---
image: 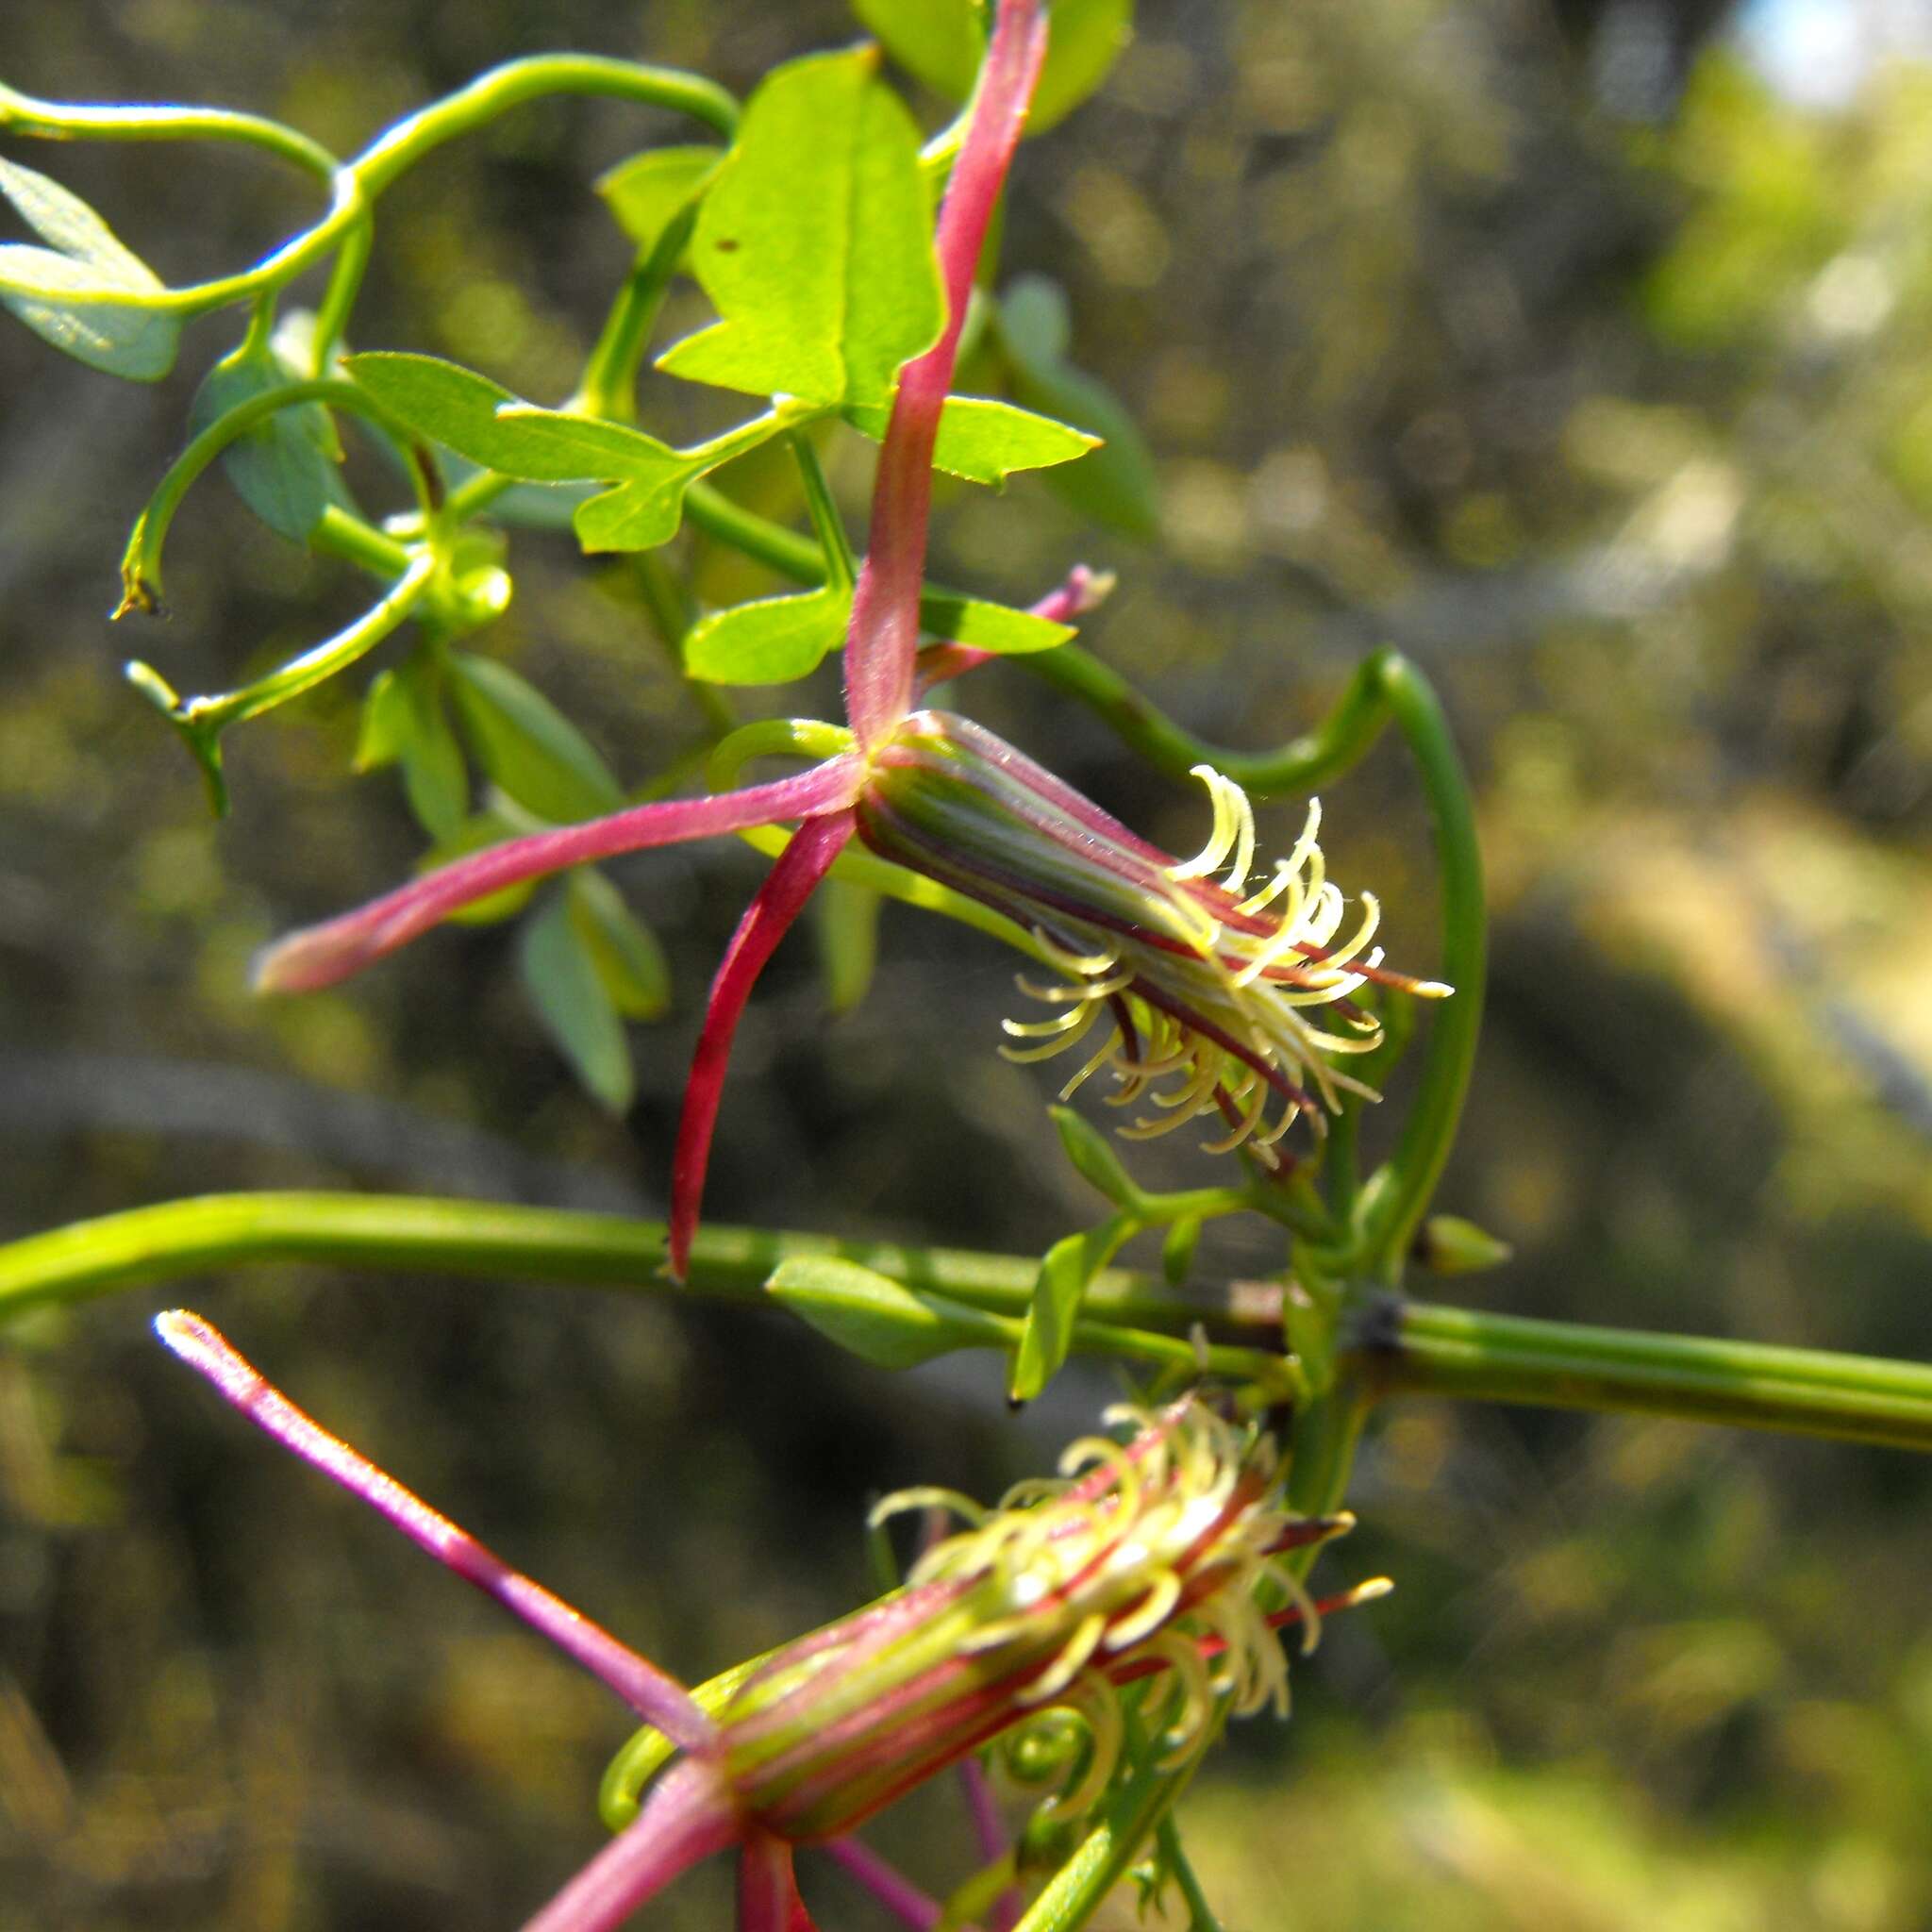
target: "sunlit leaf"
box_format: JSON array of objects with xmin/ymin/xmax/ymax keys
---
[
  {"xmin": 596, "ymin": 144, "xmax": 724, "ymax": 254},
  {"xmin": 684, "ymin": 583, "xmax": 854, "ymax": 684},
  {"xmin": 846, "ymin": 391, "xmax": 1098, "ymax": 486},
  {"xmin": 766, "ymin": 1256, "xmax": 1006, "ymax": 1369},
  {"xmin": 346, "ymin": 352, "xmax": 769, "ymax": 553},
  {"xmin": 0, "ymin": 157, "xmax": 180, "ymax": 379},
  {"xmin": 918, "ymin": 588, "xmax": 1074, "ymax": 654},
  {"xmin": 656, "ymin": 47, "xmax": 943, "ymax": 408},
  {"xmin": 1009, "ymin": 1217, "xmax": 1133, "ymax": 1403}
]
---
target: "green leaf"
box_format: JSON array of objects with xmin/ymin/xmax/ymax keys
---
[
  {"xmin": 567, "ymin": 871, "xmax": 671, "ymax": 1022},
  {"xmin": 683, "ymin": 584, "xmax": 853, "ymax": 685},
  {"xmin": 346, "ymin": 352, "xmax": 636, "ymax": 478},
  {"xmin": 597, "ymin": 144, "xmax": 724, "ymax": 254},
  {"xmin": 1418, "ymin": 1214, "xmax": 1514, "ymax": 1276},
  {"xmin": 854, "ymin": 0, "xmax": 1134, "ymax": 135},
  {"xmin": 1160, "ymin": 1215, "xmax": 1201, "ymax": 1289},
  {"xmin": 766, "ymin": 1256, "xmax": 1007, "ymax": 1369},
  {"xmin": 1009, "ymin": 1215, "xmax": 1135, "ymax": 1404},
  {"xmin": 917, "ymin": 588, "xmax": 1074, "ymax": 655},
  {"xmin": 191, "ymin": 343, "xmax": 349, "ymax": 542},
  {"xmin": 0, "ymin": 157, "xmax": 180, "ymax": 379},
  {"xmin": 813, "ymin": 874, "xmax": 880, "ymax": 1014},
  {"xmin": 357, "ymin": 656, "xmax": 468, "ymax": 841},
  {"xmin": 997, "ymin": 276, "xmax": 1160, "ymax": 539},
  {"xmin": 656, "ymin": 47, "xmax": 943, "ymax": 408},
  {"xmin": 1049, "ymin": 1105, "xmax": 1142, "ymax": 1209},
  {"xmin": 847, "ymin": 392, "xmax": 1099, "ymax": 486},
  {"xmin": 518, "ymin": 890, "xmax": 635, "ymax": 1114},
  {"xmin": 345, "ymin": 353, "xmax": 770, "ymax": 554},
  {"xmin": 445, "ymin": 654, "xmax": 624, "ymax": 824}
]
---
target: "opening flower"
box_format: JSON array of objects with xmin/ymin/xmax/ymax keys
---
[
  {"xmin": 856, "ymin": 708, "xmax": 1450, "ymax": 1158},
  {"xmin": 156, "ymin": 1307, "xmax": 1388, "ymax": 1932},
  {"xmin": 246, "ymin": 0, "xmax": 1449, "ymax": 1272}
]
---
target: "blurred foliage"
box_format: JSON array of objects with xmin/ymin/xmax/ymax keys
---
[{"xmin": 1, "ymin": 0, "xmax": 1929, "ymax": 1927}]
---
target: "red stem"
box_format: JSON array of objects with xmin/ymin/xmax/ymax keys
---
[
  {"xmin": 668, "ymin": 808, "xmax": 858, "ymax": 1277},
  {"xmin": 255, "ymin": 757, "xmax": 864, "ymax": 993},
  {"xmin": 824, "ymin": 1836, "xmax": 949, "ymax": 1932},
  {"xmin": 154, "ymin": 1310, "xmax": 716, "ymax": 1752},
  {"xmin": 521, "ymin": 1757, "xmax": 742, "ymax": 1932},
  {"xmin": 842, "ymin": 0, "xmax": 1051, "ymax": 749},
  {"xmin": 739, "ymin": 1832, "xmax": 820, "ymax": 1932}
]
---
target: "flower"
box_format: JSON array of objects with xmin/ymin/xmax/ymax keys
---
[
  {"xmin": 855, "ymin": 708, "xmax": 1450, "ymax": 1159},
  {"xmin": 155, "ymin": 1307, "xmax": 1389, "ymax": 1932},
  {"xmin": 247, "ymin": 0, "xmax": 1448, "ymax": 1273}
]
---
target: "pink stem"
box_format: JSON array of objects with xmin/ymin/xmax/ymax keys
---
[
  {"xmin": 255, "ymin": 757, "xmax": 865, "ymax": 994},
  {"xmin": 955, "ymin": 1757, "xmax": 1022, "ymax": 1932},
  {"xmin": 824, "ymin": 1837, "xmax": 951, "ymax": 1932},
  {"xmin": 842, "ymin": 0, "xmax": 1051, "ymax": 749},
  {"xmin": 668, "ymin": 808, "xmax": 857, "ymax": 1277},
  {"xmin": 155, "ymin": 1310, "xmax": 716, "ymax": 1754},
  {"xmin": 739, "ymin": 1831, "xmax": 820, "ymax": 1932},
  {"xmin": 522, "ymin": 1757, "xmax": 742, "ymax": 1932}
]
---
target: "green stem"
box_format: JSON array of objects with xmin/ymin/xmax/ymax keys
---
[
  {"xmin": 1357, "ymin": 656, "xmax": 1486, "ymax": 1278},
  {"xmin": 9, "ymin": 1193, "xmax": 1932, "ymax": 1455},
  {"xmin": 151, "ymin": 552, "xmax": 439, "ymax": 737},
  {"xmin": 1156, "ymin": 1813, "xmax": 1225, "ymax": 1932},
  {"xmin": 1013, "ymin": 1721, "xmax": 1212, "ymax": 1932},
  {"xmin": 574, "ymin": 202, "xmax": 699, "ymax": 424},
  {"xmin": 1364, "ymin": 1299, "xmax": 1932, "ymax": 1454},
  {"xmin": 0, "ymin": 82, "xmax": 339, "ymax": 177},
  {"xmin": 116, "ymin": 378, "xmax": 431, "ymax": 615},
  {"xmin": 9, "ymin": 57, "xmax": 736, "ymax": 318},
  {"xmin": 350, "ymin": 56, "xmax": 735, "ymax": 194},
  {"xmin": 308, "ymin": 505, "xmax": 414, "ymax": 580},
  {"xmin": 0, "ymin": 1192, "xmax": 1237, "ymax": 1338},
  {"xmin": 1019, "ymin": 645, "xmax": 1396, "ymax": 797}
]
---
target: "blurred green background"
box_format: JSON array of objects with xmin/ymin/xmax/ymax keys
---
[{"xmin": 2, "ymin": 0, "xmax": 1929, "ymax": 1926}]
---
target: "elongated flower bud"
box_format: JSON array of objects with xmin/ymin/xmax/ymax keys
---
[
  {"xmin": 855, "ymin": 710, "xmax": 1450, "ymax": 1158},
  {"xmin": 708, "ymin": 1400, "xmax": 1371, "ymax": 1842}
]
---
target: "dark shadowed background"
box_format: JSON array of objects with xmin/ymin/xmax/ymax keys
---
[{"xmin": 3, "ymin": 1, "xmax": 1930, "ymax": 1926}]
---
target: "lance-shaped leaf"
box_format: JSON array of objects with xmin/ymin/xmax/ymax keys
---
[
  {"xmin": 568, "ymin": 870, "xmax": 672, "ymax": 1022},
  {"xmin": 346, "ymin": 352, "xmax": 785, "ymax": 554},
  {"xmin": 656, "ymin": 47, "xmax": 943, "ymax": 408},
  {"xmin": 357, "ymin": 656, "xmax": 468, "ymax": 841},
  {"xmin": 191, "ymin": 341, "xmax": 349, "ymax": 542},
  {"xmin": 519, "ymin": 888, "xmax": 635, "ymax": 1114},
  {"xmin": 854, "ymin": 0, "xmax": 1134, "ymax": 136},
  {"xmin": 845, "ymin": 393, "xmax": 1099, "ymax": 488},
  {"xmin": 0, "ymin": 156, "xmax": 181, "ymax": 379},
  {"xmin": 919, "ymin": 588, "xmax": 1074, "ymax": 655},
  {"xmin": 1009, "ymin": 1214, "xmax": 1138, "ymax": 1405},
  {"xmin": 766, "ymin": 1256, "xmax": 1009, "ymax": 1370},
  {"xmin": 445, "ymin": 653, "xmax": 625, "ymax": 825}
]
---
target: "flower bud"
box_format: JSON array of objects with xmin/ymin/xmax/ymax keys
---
[
  {"xmin": 856, "ymin": 710, "xmax": 1449, "ymax": 1160},
  {"xmin": 708, "ymin": 1400, "xmax": 1362, "ymax": 1842}
]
